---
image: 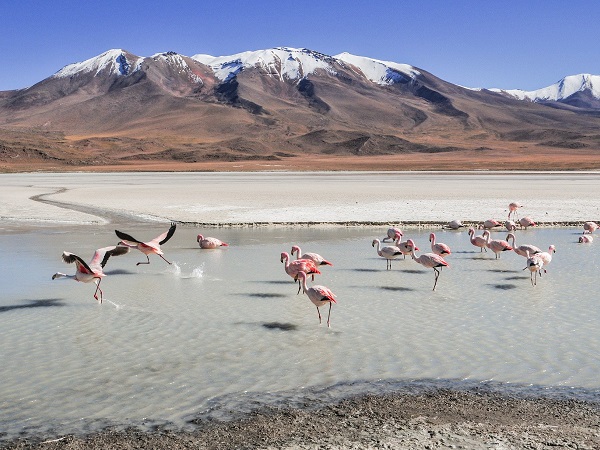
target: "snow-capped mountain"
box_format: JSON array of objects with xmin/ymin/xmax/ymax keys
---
[
  {"xmin": 490, "ymin": 74, "xmax": 600, "ymax": 108},
  {"xmin": 53, "ymin": 49, "xmax": 143, "ymax": 78}
]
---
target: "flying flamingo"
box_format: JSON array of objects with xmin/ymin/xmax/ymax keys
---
[
  {"xmin": 519, "ymin": 217, "xmax": 536, "ymax": 229},
  {"xmin": 579, "ymin": 235, "xmax": 594, "ymax": 243},
  {"xmin": 197, "ymin": 234, "xmax": 229, "ymax": 249},
  {"xmin": 468, "ymin": 227, "xmax": 488, "ymax": 252},
  {"xmin": 504, "ymin": 220, "xmax": 517, "ymax": 231},
  {"xmin": 508, "ymin": 202, "xmax": 523, "ymax": 220},
  {"xmin": 506, "ymin": 233, "xmax": 542, "ymax": 258},
  {"xmin": 280, "ymin": 252, "xmax": 321, "ymax": 293},
  {"xmin": 523, "ymin": 250, "xmax": 544, "ymax": 286},
  {"xmin": 52, "ymin": 245, "xmax": 130, "ymax": 303},
  {"xmin": 291, "ymin": 245, "xmax": 333, "ymax": 267},
  {"xmin": 383, "ymin": 227, "xmax": 403, "ymax": 242},
  {"xmin": 405, "ymin": 239, "xmax": 449, "ymax": 291},
  {"xmin": 537, "ymin": 245, "xmax": 556, "ymax": 273},
  {"xmin": 429, "ymin": 233, "xmax": 451, "ymax": 257},
  {"xmin": 393, "ymin": 232, "xmax": 416, "ymax": 259},
  {"xmin": 297, "ymin": 271, "xmax": 337, "ymax": 327},
  {"xmin": 482, "ymin": 230, "xmax": 513, "ymax": 259},
  {"xmin": 372, "ymin": 238, "xmax": 403, "ymax": 270},
  {"xmin": 583, "ymin": 221, "xmax": 598, "ymax": 234},
  {"xmin": 115, "ymin": 222, "xmax": 176, "ymax": 265}
]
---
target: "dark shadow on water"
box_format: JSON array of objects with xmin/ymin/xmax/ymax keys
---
[
  {"xmin": 489, "ymin": 283, "xmax": 518, "ymax": 290},
  {"xmin": 349, "ymin": 268, "xmax": 383, "ymax": 273},
  {"xmin": 402, "ymin": 269, "xmax": 428, "ymax": 274},
  {"xmin": 0, "ymin": 298, "xmax": 65, "ymax": 313},
  {"xmin": 486, "ymin": 269, "xmax": 521, "ymax": 274},
  {"xmin": 262, "ymin": 322, "xmax": 298, "ymax": 331},
  {"xmin": 505, "ymin": 275, "xmax": 530, "ymax": 281},
  {"xmin": 261, "ymin": 280, "xmax": 296, "ymax": 285},
  {"xmin": 380, "ymin": 286, "xmax": 415, "ymax": 292},
  {"xmin": 241, "ymin": 293, "xmax": 288, "ymax": 299},
  {"xmin": 104, "ymin": 269, "xmax": 137, "ymax": 276}
]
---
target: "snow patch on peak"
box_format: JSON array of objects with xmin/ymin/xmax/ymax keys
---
[
  {"xmin": 53, "ymin": 49, "xmax": 141, "ymax": 79},
  {"xmin": 192, "ymin": 47, "xmax": 336, "ymax": 82},
  {"xmin": 151, "ymin": 52, "xmax": 203, "ymax": 83},
  {"xmin": 335, "ymin": 52, "xmax": 420, "ymax": 85},
  {"xmin": 490, "ymin": 74, "xmax": 600, "ymax": 102}
]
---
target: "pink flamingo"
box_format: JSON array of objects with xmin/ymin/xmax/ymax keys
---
[
  {"xmin": 393, "ymin": 232, "xmax": 416, "ymax": 259},
  {"xmin": 372, "ymin": 238, "xmax": 403, "ymax": 270},
  {"xmin": 52, "ymin": 245, "xmax": 130, "ymax": 303},
  {"xmin": 504, "ymin": 220, "xmax": 517, "ymax": 231},
  {"xmin": 519, "ymin": 217, "xmax": 536, "ymax": 229},
  {"xmin": 523, "ymin": 250, "xmax": 543, "ymax": 286},
  {"xmin": 508, "ymin": 202, "xmax": 523, "ymax": 220},
  {"xmin": 383, "ymin": 227, "xmax": 403, "ymax": 242},
  {"xmin": 405, "ymin": 239, "xmax": 449, "ymax": 291},
  {"xmin": 481, "ymin": 219, "xmax": 501, "ymax": 229},
  {"xmin": 468, "ymin": 227, "xmax": 488, "ymax": 252},
  {"xmin": 579, "ymin": 235, "xmax": 593, "ymax": 243},
  {"xmin": 291, "ymin": 245, "xmax": 333, "ymax": 267},
  {"xmin": 115, "ymin": 222, "xmax": 176, "ymax": 265},
  {"xmin": 297, "ymin": 271, "xmax": 337, "ymax": 327},
  {"xmin": 444, "ymin": 220, "xmax": 464, "ymax": 230},
  {"xmin": 506, "ymin": 233, "xmax": 542, "ymax": 258},
  {"xmin": 280, "ymin": 252, "xmax": 321, "ymax": 293},
  {"xmin": 197, "ymin": 234, "xmax": 229, "ymax": 249},
  {"xmin": 482, "ymin": 230, "xmax": 513, "ymax": 259},
  {"xmin": 583, "ymin": 221, "xmax": 598, "ymax": 234},
  {"xmin": 537, "ymin": 245, "xmax": 556, "ymax": 273},
  {"xmin": 429, "ymin": 233, "xmax": 451, "ymax": 257}
]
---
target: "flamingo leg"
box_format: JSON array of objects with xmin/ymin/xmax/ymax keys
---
[
  {"xmin": 159, "ymin": 254, "xmax": 172, "ymax": 265},
  {"xmin": 432, "ymin": 267, "xmax": 440, "ymax": 291},
  {"xmin": 326, "ymin": 302, "xmax": 332, "ymax": 327},
  {"xmin": 316, "ymin": 306, "xmax": 322, "ymax": 324},
  {"xmin": 136, "ymin": 255, "xmax": 151, "ymax": 266},
  {"xmin": 93, "ymin": 279, "xmax": 103, "ymax": 303},
  {"xmin": 297, "ymin": 280, "xmax": 302, "ymax": 295}
]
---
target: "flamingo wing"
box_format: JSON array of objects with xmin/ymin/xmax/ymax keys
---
[
  {"xmin": 62, "ymin": 252, "xmax": 94, "ymax": 274},
  {"xmin": 312, "ymin": 285, "xmax": 337, "ymax": 303},
  {"xmin": 157, "ymin": 222, "xmax": 177, "ymax": 245},
  {"xmin": 90, "ymin": 245, "xmax": 130, "ymax": 269},
  {"xmin": 115, "ymin": 229, "xmax": 143, "ymax": 245}
]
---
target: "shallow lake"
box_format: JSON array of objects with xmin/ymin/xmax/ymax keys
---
[{"xmin": 1, "ymin": 224, "xmax": 599, "ymax": 439}]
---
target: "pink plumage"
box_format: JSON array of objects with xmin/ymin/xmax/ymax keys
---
[
  {"xmin": 406, "ymin": 239, "xmax": 449, "ymax": 291},
  {"xmin": 429, "ymin": 233, "xmax": 451, "ymax": 256},
  {"xmin": 197, "ymin": 234, "xmax": 229, "ymax": 249},
  {"xmin": 291, "ymin": 245, "xmax": 333, "ymax": 266},
  {"xmin": 506, "ymin": 233, "xmax": 541, "ymax": 258},
  {"xmin": 468, "ymin": 227, "xmax": 488, "ymax": 252},
  {"xmin": 482, "ymin": 230, "xmax": 513, "ymax": 259},
  {"xmin": 519, "ymin": 217, "xmax": 536, "ymax": 229},
  {"xmin": 297, "ymin": 271, "xmax": 337, "ymax": 327}
]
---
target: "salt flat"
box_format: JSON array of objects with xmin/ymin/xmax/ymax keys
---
[{"xmin": 1, "ymin": 171, "xmax": 599, "ymax": 225}]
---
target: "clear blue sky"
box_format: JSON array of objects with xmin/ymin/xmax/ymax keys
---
[{"xmin": 2, "ymin": 0, "xmax": 599, "ymax": 91}]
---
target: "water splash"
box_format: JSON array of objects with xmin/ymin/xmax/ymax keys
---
[{"xmin": 166, "ymin": 261, "xmax": 204, "ymax": 279}]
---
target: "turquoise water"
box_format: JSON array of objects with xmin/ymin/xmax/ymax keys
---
[{"xmin": 1, "ymin": 224, "xmax": 599, "ymax": 439}]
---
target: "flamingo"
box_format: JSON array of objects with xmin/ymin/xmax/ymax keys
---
[
  {"xmin": 297, "ymin": 271, "xmax": 337, "ymax": 327},
  {"xmin": 280, "ymin": 252, "xmax": 321, "ymax": 293},
  {"xmin": 393, "ymin": 232, "xmax": 416, "ymax": 259},
  {"xmin": 583, "ymin": 221, "xmax": 598, "ymax": 234},
  {"xmin": 537, "ymin": 245, "xmax": 556, "ymax": 273},
  {"xmin": 504, "ymin": 220, "xmax": 517, "ymax": 232},
  {"xmin": 291, "ymin": 245, "xmax": 333, "ymax": 267},
  {"xmin": 372, "ymin": 239, "xmax": 403, "ymax": 270},
  {"xmin": 481, "ymin": 219, "xmax": 501, "ymax": 229},
  {"xmin": 383, "ymin": 227, "xmax": 403, "ymax": 242},
  {"xmin": 197, "ymin": 234, "xmax": 229, "ymax": 249},
  {"xmin": 506, "ymin": 233, "xmax": 542, "ymax": 258},
  {"xmin": 482, "ymin": 230, "xmax": 513, "ymax": 259},
  {"xmin": 52, "ymin": 245, "xmax": 130, "ymax": 303},
  {"xmin": 579, "ymin": 235, "xmax": 593, "ymax": 243},
  {"xmin": 444, "ymin": 220, "xmax": 464, "ymax": 230},
  {"xmin": 115, "ymin": 222, "xmax": 176, "ymax": 265},
  {"xmin": 468, "ymin": 227, "xmax": 488, "ymax": 252},
  {"xmin": 429, "ymin": 233, "xmax": 451, "ymax": 257},
  {"xmin": 405, "ymin": 239, "xmax": 449, "ymax": 291},
  {"xmin": 519, "ymin": 216, "xmax": 536, "ymax": 229},
  {"xmin": 508, "ymin": 202, "xmax": 523, "ymax": 220},
  {"xmin": 523, "ymin": 250, "xmax": 544, "ymax": 286}
]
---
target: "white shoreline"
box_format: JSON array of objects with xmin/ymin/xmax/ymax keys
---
[{"xmin": 2, "ymin": 171, "xmax": 599, "ymax": 225}]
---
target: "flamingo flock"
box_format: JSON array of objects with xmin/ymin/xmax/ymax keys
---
[{"xmin": 52, "ymin": 201, "xmax": 596, "ymax": 323}]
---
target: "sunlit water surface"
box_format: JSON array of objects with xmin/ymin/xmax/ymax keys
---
[{"xmin": 1, "ymin": 225, "xmax": 599, "ymax": 440}]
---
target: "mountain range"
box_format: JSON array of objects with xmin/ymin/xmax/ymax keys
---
[{"xmin": 1, "ymin": 47, "xmax": 599, "ymax": 171}]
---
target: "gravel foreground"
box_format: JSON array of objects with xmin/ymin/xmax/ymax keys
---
[{"xmin": 4, "ymin": 390, "xmax": 600, "ymax": 450}]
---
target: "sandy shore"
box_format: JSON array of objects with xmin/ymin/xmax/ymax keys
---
[
  {"xmin": 5, "ymin": 390, "xmax": 600, "ymax": 449},
  {"xmin": 1, "ymin": 171, "xmax": 600, "ymax": 225},
  {"xmin": 3, "ymin": 171, "xmax": 600, "ymax": 449}
]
